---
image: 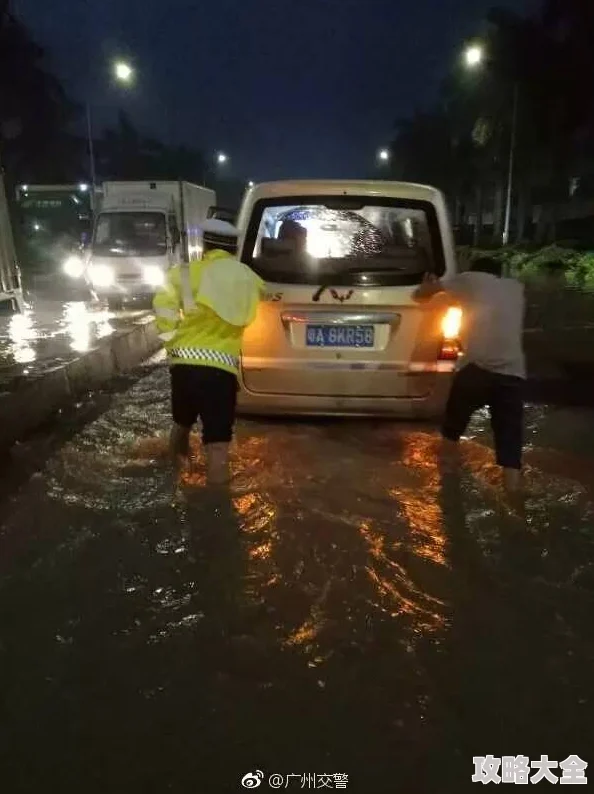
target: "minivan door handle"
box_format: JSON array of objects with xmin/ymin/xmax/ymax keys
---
[{"xmin": 281, "ymin": 311, "xmax": 400, "ymax": 325}]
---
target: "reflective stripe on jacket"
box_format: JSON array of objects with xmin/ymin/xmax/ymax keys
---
[{"xmin": 153, "ymin": 249, "xmax": 263, "ymax": 376}]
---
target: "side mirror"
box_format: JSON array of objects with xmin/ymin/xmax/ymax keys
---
[{"xmin": 208, "ymin": 206, "xmax": 236, "ymax": 224}]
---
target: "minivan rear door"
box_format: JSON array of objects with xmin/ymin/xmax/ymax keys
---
[{"xmin": 239, "ymin": 197, "xmax": 447, "ymax": 398}]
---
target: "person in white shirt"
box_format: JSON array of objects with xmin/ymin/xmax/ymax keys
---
[{"xmin": 415, "ymin": 256, "xmax": 526, "ymax": 491}]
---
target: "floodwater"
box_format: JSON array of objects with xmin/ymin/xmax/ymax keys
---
[
  {"xmin": 0, "ymin": 292, "xmax": 150, "ymax": 381},
  {"xmin": 1, "ymin": 366, "xmax": 593, "ymax": 792}
]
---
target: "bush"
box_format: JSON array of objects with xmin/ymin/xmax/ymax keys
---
[{"xmin": 457, "ymin": 244, "xmax": 594, "ymax": 288}]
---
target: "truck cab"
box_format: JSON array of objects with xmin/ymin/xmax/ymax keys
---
[
  {"xmin": 83, "ymin": 180, "xmax": 215, "ymax": 310},
  {"xmin": 15, "ymin": 183, "xmax": 93, "ymax": 275},
  {"xmin": 87, "ymin": 183, "xmax": 180, "ymax": 309}
]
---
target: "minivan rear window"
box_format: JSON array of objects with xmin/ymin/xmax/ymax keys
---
[{"xmin": 241, "ymin": 196, "xmax": 445, "ymax": 286}]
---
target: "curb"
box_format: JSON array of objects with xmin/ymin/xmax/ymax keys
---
[{"xmin": 0, "ymin": 317, "xmax": 160, "ymax": 450}]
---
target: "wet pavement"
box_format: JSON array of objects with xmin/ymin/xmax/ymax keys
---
[
  {"xmin": 1, "ymin": 365, "xmax": 594, "ymax": 792},
  {"xmin": 0, "ymin": 289, "xmax": 151, "ymax": 382}
]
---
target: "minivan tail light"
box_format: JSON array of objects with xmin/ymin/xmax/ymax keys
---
[
  {"xmin": 439, "ymin": 339, "xmax": 461, "ymax": 361},
  {"xmin": 439, "ymin": 306, "xmax": 463, "ymax": 361},
  {"xmin": 441, "ymin": 306, "xmax": 463, "ymax": 340}
]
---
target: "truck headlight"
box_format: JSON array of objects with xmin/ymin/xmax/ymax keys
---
[
  {"xmin": 143, "ymin": 265, "xmax": 165, "ymax": 287},
  {"xmin": 63, "ymin": 255, "xmax": 84, "ymax": 279},
  {"xmin": 441, "ymin": 306, "xmax": 463, "ymax": 340},
  {"xmin": 88, "ymin": 265, "xmax": 114, "ymax": 287}
]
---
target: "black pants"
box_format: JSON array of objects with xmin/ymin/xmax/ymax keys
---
[
  {"xmin": 442, "ymin": 363, "xmax": 524, "ymax": 469},
  {"xmin": 170, "ymin": 364, "xmax": 238, "ymax": 445}
]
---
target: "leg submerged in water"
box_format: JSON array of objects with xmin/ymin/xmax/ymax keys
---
[
  {"xmin": 489, "ymin": 372, "xmax": 524, "ymax": 493},
  {"xmin": 198, "ymin": 367, "xmax": 238, "ymax": 486},
  {"xmin": 169, "ymin": 365, "xmax": 199, "ymax": 469},
  {"xmin": 503, "ymin": 467, "xmax": 522, "ymax": 493},
  {"xmin": 205, "ymin": 442, "xmax": 231, "ymax": 485},
  {"xmin": 440, "ymin": 364, "xmax": 487, "ymax": 468},
  {"xmin": 170, "ymin": 423, "xmax": 191, "ymax": 467}
]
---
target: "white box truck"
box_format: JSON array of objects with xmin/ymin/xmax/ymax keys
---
[{"xmin": 79, "ymin": 180, "xmax": 215, "ymax": 309}]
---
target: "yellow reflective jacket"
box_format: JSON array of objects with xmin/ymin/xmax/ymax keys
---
[{"xmin": 153, "ymin": 249, "xmax": 263, "ymax": 376}]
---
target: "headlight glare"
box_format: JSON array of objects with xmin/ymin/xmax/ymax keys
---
[
  {"xmin": 88, "ymin": 265, "xmax": 114, "ymax": 287},
  {"xmin": 143, "ymin": 266, "xmax": 165, "ymax": 287},
  {"xmin": 63, "ymin": 255, "xmax": 84, "ymax": 279}
]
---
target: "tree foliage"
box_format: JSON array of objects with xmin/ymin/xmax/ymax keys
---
[
  {"xmin": 96, "ymin": 111, "xmax": 207, "ymax": 184},
  {"xmin": 387, "ymin": 0, "xmax": 594, "ymax": 243},
  {"xmin": 0, "ymin": 4, "xmax": 83, "ymax": 186},
  {"xmin": 0, "ymin": 7, "xmax": 208, "ymax": 189}
]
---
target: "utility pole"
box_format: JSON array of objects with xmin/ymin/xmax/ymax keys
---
[
  {"xmin": 86, "ymin": 102, "xmax": 97, "ymax": 213},
  {"xmin": 502, "ymin": 83, "xmax": 520, "ymax": 246}
]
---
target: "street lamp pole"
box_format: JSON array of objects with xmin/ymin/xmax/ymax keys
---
[
  {"xmin": 502, "ymin": 82, "xmax": 519, "ymax": 247},
  {"xmin": 204, "ymin": 152, "xmax": 229, "ymax": 186},
  {"xmin": 85, "ymin": 61, "xmax": 134, "ymax": 213},
  {"xmin": 463, "ymin": 43, "xmax": 520, "ymax": 247},
  {"xmin": 86, "ymin": 101, "xmax": 97, "ymax": 213}
]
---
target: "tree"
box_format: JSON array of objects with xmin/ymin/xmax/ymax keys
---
[
  {"xmin": 97, "ymin": 111, "xmax": 206, "ymax": 183},
  {"xmin": 386, "ymin": 2, "xmax": 588, "ymax": 245},
  {"xmin": 540, "ymin": 0, "xmax": 594, "ymax": 190},
  {"xmin": 0, "ymin": 4, "xmax": 84, "ymax": 187},
  {"xmin": 390, "ymin": 110, "xmax": 458, "ymax": 190},
  {"xmin": 543, "ymin": 0, "xmax": 594, "ymax": 117}
]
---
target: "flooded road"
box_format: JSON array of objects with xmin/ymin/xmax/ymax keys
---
[
  {"xmin": 1, "ymin": 365, "xmax": 593, "ymax": 792},
  {"xmin": 0, "ymin": 290, "xmax": 150, "ymax": 381}
]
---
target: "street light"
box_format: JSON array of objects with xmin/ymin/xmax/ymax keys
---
[
  {"xmin": 462, "ymin": 43, "xmax": 518, "ymax": 246},
  {"xmin": 86, "ymin": 60, "xmax": 135, "ymax": 210},
  {"xmin": 248, "ymin": 180, "xmax": 255, "ymax": 188},
  {"xmin": 378, "ymin": 148, "xmax": 390, "ymax": 163},
  {"xmin": 201, "ymin": 152, "xmax": 231, "ymax": 187},
  {"xmin": 464, "ymin": 44, "xmax": 484, "ymax": 69},
  {"xmin": 114, "ymin": 61, "xmax": 134, "ymax": 83}
]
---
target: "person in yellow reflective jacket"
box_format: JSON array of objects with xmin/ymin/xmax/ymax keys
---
[{"xmin": 153, "ymin": 219, "xmax": 263, "ymax": 484}]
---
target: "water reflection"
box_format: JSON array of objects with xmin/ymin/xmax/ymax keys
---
[
  {"xmin": 388, "ymin": 432, "xmax": 447, "ymax": 567},
  {"xmin": 0, "ymin": 299, "xmax": 117, "ymax": 368},
  {"xmin": 8, "ymin": 307, "xmax": 38, "ymax": 363},
  {"xmin": 3, "ymin": 366, "xmax": 594, "ymax": 790},
  {"xmin": 12, "ymin": 345, "xmax": 37, "ymax": 364},
  {"xmin": 61, "ymin": 302, "xmax": 113, "ymax": 354}
]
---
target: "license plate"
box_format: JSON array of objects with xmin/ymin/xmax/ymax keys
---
[{"xmin": 306, "ymin": 324, "xmax": 375, "ymax": 348}]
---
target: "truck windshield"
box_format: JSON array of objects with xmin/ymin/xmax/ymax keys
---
[
  {"xmin": 93, "ymin": 212, "xmax": 167, "ymax": 256},
  {"xmin": 16, "ymin": 191, "xmax": 92, "ymax": 269},
  {"xmin": 242, "ymin": 198, "xmax": 444, "ymax": 286}
]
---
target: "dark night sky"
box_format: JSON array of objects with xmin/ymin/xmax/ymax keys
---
[{"xmin": 17, "ymin": 0, "xmax": 538, "ymax": 182}]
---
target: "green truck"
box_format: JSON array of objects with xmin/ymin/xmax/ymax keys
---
[{"xmin": 15, "ymin": 183, "xmax": 94, "ymax": 273}]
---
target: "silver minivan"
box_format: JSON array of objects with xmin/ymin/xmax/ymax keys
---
[{"xmin": 236, "ymin": 180, "xmax": 462, "ymax": 417}]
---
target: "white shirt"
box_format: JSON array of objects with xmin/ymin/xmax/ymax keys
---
[{"xmin": 445, "ymin": 271, "xmax": 526, "ymax": 379}]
